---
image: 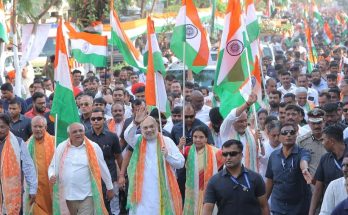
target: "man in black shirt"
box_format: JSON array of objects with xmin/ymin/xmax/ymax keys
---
[
  {"xmin": 203, "ymin": 139, "xmax": 269, "ymax": 215},
  {"xmin": 86, "ymin": 108, "xmax": 122, "ymax": 215},
  {"xmin": 8, "ymin": 99, "xmax": 32, "ymax": 141},
  {"xmin": 309, "ymin": 125, "xmax": 348, "ymax": 214}
]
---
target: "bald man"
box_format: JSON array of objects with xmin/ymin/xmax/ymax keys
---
[
  {"xmin": 124, "ymin": 106, "xmax": 184, "ymax": 215},
  {"xmin": 48, "ymin": 123, "xmax": 114, "ymax": 215},
  {"xmin": 191, "ymin": 90, "xmax": 211, "ymax": 125},
  {"xmin": 24, "ymin": 116, "xmax": 55, "ymax": 215},
  {"xmin": 220, "ymin": 93, "xmax": 260, "ymax": 172}
]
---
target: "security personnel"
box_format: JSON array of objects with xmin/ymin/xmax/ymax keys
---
[{"xmin": 297, "ymin": 108, "xmax": 327, "ymax": 175}]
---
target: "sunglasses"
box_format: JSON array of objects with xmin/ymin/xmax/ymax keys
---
[
  {"xmin": 343, "ymin": 109, "xmax": 348, "ymax": 113},
  {"xmin": 185, "ymin": 115, "xmax": 195, "ymax": 119},
  {"xmin": 80, "ymin": 102, "xmax": 91, "ymax": 107},
  {"xmin": 222, "ymin": 151, "xmax": 241, "ymax": 157},
  {"xmin": 90, "ymin": 117, "xmax": 104, "ymax": 121},
  {"xmin": 280, "ymin": 130, "xmax": 296, "ymax": 136}
]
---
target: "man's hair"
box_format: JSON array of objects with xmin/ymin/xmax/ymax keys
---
[
  {"xmin": 329, "ymin": 61, "xmax": 339, "ymax": 68},
  {"xmin": 32, "ymin": 115, "xmax": 47, "ymax": 126},
  {"xmin": 285, "ymin": 104, "xmax": 302, "ymax": 114},
  {"xmin": 266, "ymin": 78, "xmax": 276, "ymax": 87},
  {"xmin": 322, "ymin": 103, "xmax": 338, "ymax": 113},
  {"xmin": 0, "ymin": 83, "xmax": 13, "ymax": 92},
  {"xmin": 265, "ymin": 115, "xmax": 278, "ymax": 126},
  {"xmin": 297, "ymin": 74, "xmax": 308, "ymax": 81},
  {"xmin": 295, "ymin": 87, "xmax": 307, "ymax": 95},
  {"xmin": 131, "ymin": 98, "xmax": 145, "ymax": 109},
  {"xmin": 43, "ymin": 77, "xmax": 51, "ymax": 82},
  {"xmin": 121, "ymin": 66, "xmax": 133, "ymax": 72},
  {"xmin": 328, "ymin": 87, "xmax": 341, "ymax": 97},
  {"xmin": 93, "ymin": 97, "xmax": 106, "ymax": 105},
  {"xmin": 281, "ymin": 71, "xmax": 291, "ymax": 77},
  {"xmin": 0, "ymin": 113, "xmax": 11, "ymax": 126},
  {"xmin": 327, "ymin": 73, "xmax": 338, "ymax": 80},
  {"xmin": 8, "ymin": 98, "xmax": 21, "ymax": 107},
  {"xmin": 284, "ymin": 93, "xmax": 295, "ymax": 100},
  {"xmin": 270, "ymin": 90, "xmax": 282, "ymax": 98},
  {"xmin": 32, "ymin": 92, "xmax": 46, "ymax": 103},
  {"xmin": 279, "ymin": 102, "xmax": 287, "ymax": 108},
  {"xmin": 257, "ymin": 108, "xmax": 268, "ymax": 117},
  {"xmin": 129, "ymin": 71, "xmax": 138, "ymax": 77},
  {"xmin": 222, "ymin": 139, "xmax": 243, "ymax": 151},
  {"xmin": 171, "ymin": 106, "xmax": 183, "ymax": 114},
  {"xmin": 266, "ymin": 120, "xmax": 281, "ymax": 131},
  {"xmin": 49, "ymin": 93, "xmax": 54, "ymax": 101},
  {"xmin": 111, "ymin": 102, "xmax": 125, "ymax": 111},
  {"xmin": 165, "ymin": 74, "xmax": 176, "ymax": 81},
  {"xmin": 113, "ymin": 87, "xmax": 125, "ymax": 95},
  {"xmin": 185, "ymin": 81, "xmax": 195, "ymax": 89},
  {"xmin": 72, "ymin": 69, "xmax": 82, "ymax": 75},
  {"xmin": 209, "ymin": 107, "xmax": 223, "ymax": 125},
  {"xmin": 91, "ymin": 107, "xmax": 105, "ymax": 115},
  {"xmin": 33, "ymin": 79, "xmax": 44, "ymax": 88},
  {"xmin": 280, "ymin": 122, "xmax": 298, "ymax": 132},
  {"xmin": 134, "ymin": 86, "xmax": 145, "ymax": 94},
  {"xmin": 323, "ymin": 124, "xmax": 344, "ymax": 142},
  {"xmin": 319, "ymin": 91, "xmax": 331, "ymax": 100}
]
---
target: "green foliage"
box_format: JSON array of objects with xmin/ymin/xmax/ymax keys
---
[
  {"xmin": 111, "ymin": 61, "xmax": 128, "ymax": 71},
  {"xmin": 216, "ymin": 0, "xmax": 226, "ymax": 13},
  {"xmin": 16, "ymin": 0, "xmax": 62, "ymax": 23}
]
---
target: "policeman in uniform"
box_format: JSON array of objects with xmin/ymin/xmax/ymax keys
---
[{"xmin": 297, "ymin": 108, "xmax": 327, "ymax": 175}]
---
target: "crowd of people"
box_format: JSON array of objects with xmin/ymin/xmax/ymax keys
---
[{"xmin": 1, "ymin": 5, "xmax": 348, "ymax": 215}]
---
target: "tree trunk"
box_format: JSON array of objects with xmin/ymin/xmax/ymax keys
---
[
  {"xmin": 140, "ymin": 0, "xmax": 146, "ymax": 18},
  {"xmin": 12, "ymin": 0, "xmax": 22, "ymax": 97},
  {"xmin": 150, "ymin": 0, "xmax": 157, "ymax": 14}
]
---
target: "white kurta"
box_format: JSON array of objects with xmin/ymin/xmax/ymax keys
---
[{"xmin": 124, "ymin": 122, "xmax": 185, "ymax": 215}]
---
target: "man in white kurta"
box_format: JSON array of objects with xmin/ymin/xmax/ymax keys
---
[
  {"xmin": 124, "ymin": 114, "xmax": 184, "ymax": 215},
  {"xmin": 220, "ymin": 93, "xmax": 259, "ymax": 172}
]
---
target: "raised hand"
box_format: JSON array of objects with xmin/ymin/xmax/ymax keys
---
[{"xmin": 134, "ymin": 106, "xmax": 148, "ymax": 125}]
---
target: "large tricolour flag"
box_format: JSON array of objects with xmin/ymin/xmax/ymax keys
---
[
  {"xmin": 50, "ymin": 19, "xmax": 80, "ymax": 144},
  {"xmin": 69, "ymin": 31, "xmax": 107, "ymax": 67},
  {"xmin": 170, "ymin": 0, "xmax": 210, "ymax": 74},
  {"xmin": 0, "ymin": 0, "xmax": 8, "ymax": 43},
  {"xmin": 312, "ymin": 1, "xmax": 324, "ymax": 26},
  {"xmin": 145, "ymin": 17, "xmax": 167, "ymax": 112},
  {"xmin": 110, "ymin": 1, "xmax": 145, "ymax": 71},
  {"xmin": 323, "ymin": 22, "xmax": 333, "ymax": 45},
  {"xmin": 213, "ymin": 0, "xmax": 250, "ymax": 117}
]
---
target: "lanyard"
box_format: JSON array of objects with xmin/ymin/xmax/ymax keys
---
[
  {"xmin": 230, "ymin": 173, "xmax": 251, "ymax": 192},
  {"xmin": 334, "ymin": 159, "xmax": 342, "ymax": 171}
]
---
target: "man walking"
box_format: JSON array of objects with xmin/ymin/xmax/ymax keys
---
[{"xmin": 48, "ymin": 123, "xmax": 114, "ymax": 215}]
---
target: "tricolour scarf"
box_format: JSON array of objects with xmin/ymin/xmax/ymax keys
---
[
  {"xmin": 236, "ymin": 128, "xmax": 259, "ymax": 172},
  {"xmin": 24, "ymin": 132, "xmax": 55, "ymax": 215},
  {"xmin": 52, "ymin": 137, "xmax": 108, "ymax": 215},
  {"xmin": 0, "ymin": 132, "xmax": 22, "ymax": 215},
  {"xmin": 183, "ymin": 144, "xmax": 224, "ymax": 215},
  {"xmin": 127, "ymin": 134, "xmax": 182, "ymax": 215}
]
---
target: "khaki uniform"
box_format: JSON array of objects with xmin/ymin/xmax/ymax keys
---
[{"xmin": 297, "ymin": 132, "xmax": 327, "ymax": 175}]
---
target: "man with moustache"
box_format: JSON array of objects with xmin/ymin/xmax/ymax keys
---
[
  {"xmin": 107, "ymin": 102, "xmax": 125, "ymax": 137},
  {"xmin": 163, "ymin": 106, "xmax": 182, "ymax": 133},
  {"xmin": 269, "ymin": 91, "xmax": 281, "ymax": 117},
  {"xmin": 297, "ymin": 109, "xmax": 327, "ymax": 175},
  {"xmin": 24, "ymin": 116, "xmax": 55, "ymax": 215},
  {"xmin": 25, "ymin": 92, "xmax": 50, "ymax": 118},
  {"xmin": 203, "ymin": 139, "xmax": 269, "ymax": 215}
]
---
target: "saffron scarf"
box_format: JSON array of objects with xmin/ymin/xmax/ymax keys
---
[
  {"xmin": 183, "ymin": 144, "xmax": 223, "ymax": 215},
  {"xmin": 24, "ymin": 132, "xmax": 55, "ymax": 215},
  {"xmin": 127, "ymin": 134, "xmax": 182, "ymax": 215},
  {"xmin": 107, "ymin": 118, "xmax": 124, "ymax": 136},
  {"xmin": 52, "ymin": 138, "xmax": 108, "ymax": 215},
  {"xmin": 0, "ymin": 132, "xmax": 22, "ymax": 215}
]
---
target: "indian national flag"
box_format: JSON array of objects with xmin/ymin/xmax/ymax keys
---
[
  {"xmin": 245, "ymin": 0, "xmax": 260, "ymax": 43},
  {"xmin": 214, "ymin": 0, "xmax": 250, "ymax": 118},
  {"xmin": 323, "ymin": 22, "xmax": 333, "ymax": 45},
  {"xmin": 0, "ymin": 0, "xmax": 8, "ymax": 43},
  {"xmin": 110, "ymin": 2, "xmax": 145, "ymax": 71},
  {"xmin": 312, "ymin": 2, "xmax": 324, "ymax": 26},
  {"xmin": 50, "ymin": 19, "xmax": 80, "ymax": 144},
  {"xmin": 305, "ymin": 21, "xmax": 317, "ymax": 73},
  {"xmin": 143, "ymin": 19, "xmax": 166, "ymax": 76},
  {"xmin": 266, "ymin": 0, "xmax": 275, "ymax": 17},
  {"xmin": 170, "ymin": 0, "xmax": 210, "ymax": 74},
  {"xmin": 84, "ymin": 21, "xmax": 103, "ymax": 34},
  {"xmin": 69, "ymin": 31, "xmax": 107, "ymax": 67},
  {"xmin": 145, "ymin": 16, "xmax": 167, "ymax": 112}
]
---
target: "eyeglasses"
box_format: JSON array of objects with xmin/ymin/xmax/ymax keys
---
[
  {"xmin": 280, "ymin": 130, "xmax": 296, "ymax": 136},
  {"xmin": 343, "ymin": 109, "xmax": 348, "ymax": 113},
  {"xmin": 90, "ymin": 117, "xmax": 104, "ymax": 121},
  {"xmin": 185, "ymin": 115, "xmax": 195, "ymax": 119},
  {"xmin": 222, "ymin": 151, "xmax": 241, "ymax": 157},
  {"xmin": 80, "ymin": 103, "xmax": 91, "ymax": 107}
]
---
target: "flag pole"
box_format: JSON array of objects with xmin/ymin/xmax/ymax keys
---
[
  {"xmin": 182, "ymin": 6, "xmax": 187, "ymax": 153},
  {"xmin": 54, "ymin": 113, "xmax": 58, "ymax": 172}
]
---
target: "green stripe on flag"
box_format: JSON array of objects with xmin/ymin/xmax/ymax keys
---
[
  {"xmin": 71, "ymin": 49, "xmax": 106, "ymax": 67},
  {"xmin": 0, "ymin": 24, "xmax": 8, "ymax": 43},
  {"xmin": 143, "ymin": 51, "xmax": 166, "ymax": 76},
  {"xmin": 50, "ymin": 83, "xmax": 80, "ymax": 144}
]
